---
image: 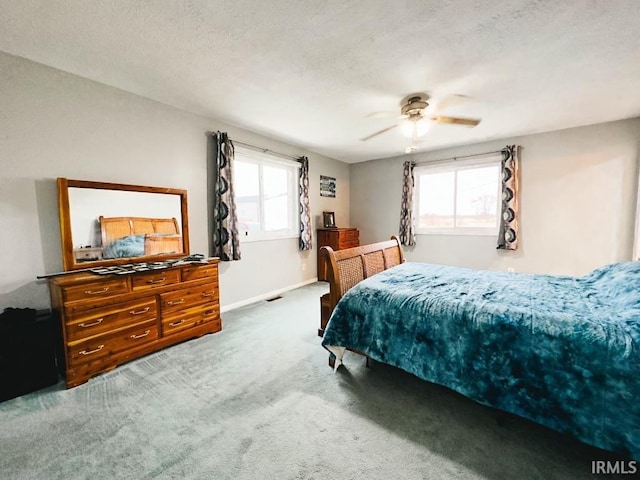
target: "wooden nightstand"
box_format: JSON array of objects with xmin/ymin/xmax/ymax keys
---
[
  {"xmin": 316, "ymin": 227, "xmax": 359, "ymax": 281},
  {"xmin": 73, "ymin": 247, "xmax": 103, "ymax": 263}
]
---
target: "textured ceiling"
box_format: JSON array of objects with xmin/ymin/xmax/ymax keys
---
[{"xmin": 1, "ymin": 1, "xmax": 639, "ymax": 163}]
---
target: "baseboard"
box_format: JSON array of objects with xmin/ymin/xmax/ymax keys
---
[{"xmin": 221, "ymin": 278, "xmax": 319, "ymax": 313}]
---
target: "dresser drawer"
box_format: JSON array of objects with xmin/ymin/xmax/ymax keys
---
[
  {"xmin": 181, "ymin": 264, "xmax": 218, "ymax": 282},
  {"xmin": 341, "ymin": 229, "xmax": 359, "ymax": 241},
  {"xmin": 162, "ymin": 304, "xmax": 220, "ymax": 336},
  {"xmin": 62, "ymin": 278, "xmax": 129, "ymax": 303},
  {"xmin": 160, "ymin": 283, "xmax": 219, "ymax": 316},
  {"xmin": 338, "ymin": 239, "xmax": 359, "ymax": 250},
  {"xmin": 67, "ymin": 319, "xmax": 158, "ymax": 367},
  {"xmin": 131, "ymin": 269, "xmax": 181, "ymax": 291},
  {"xmin": 65, "ymin": 298, "xmax": 158, "ymax": 342}
]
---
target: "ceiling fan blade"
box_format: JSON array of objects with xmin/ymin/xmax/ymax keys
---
[
  {"xmin": 430, "ymin": 116, "xmax": 481, "ymax": 127},
  {"xmin": 360, "ymin": 125, "xmax": 398, "ymax": 142},
  {"xmin": 366, "ymin": 111, "xmax": 397, "ymax": 119},
  {"xmin": 431, "ymin": 94, "xmax": 470, "ymax": 112}
]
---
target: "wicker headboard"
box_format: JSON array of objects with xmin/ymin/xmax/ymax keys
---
[
  {"xmin": 99, "ymin": 216, "xmax": 180, "ymax": 246},
  {"xmin": 320, "ymin": 235, "xmax": 405, "ymax": 311}
]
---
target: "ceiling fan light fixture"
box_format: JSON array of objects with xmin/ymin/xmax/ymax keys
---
[
  {"xmin": 405, "ymin": 145, "xmax": 419, "ymax": 154},
  {"xmin": 399, "ymin": 116, "xmax": 430, "ymax": 139}
]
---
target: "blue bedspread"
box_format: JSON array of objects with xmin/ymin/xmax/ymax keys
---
[
  {"xmin": 102, "ymin": 235, "xmax": 145, "ymax": 259},
  {"xmin": 322, "ymin": 262, "xmax": 640, "ymax": 458}
]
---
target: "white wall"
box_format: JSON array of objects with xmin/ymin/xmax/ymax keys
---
[
  {"xmin": 219, "ymin": 155, "xmax": 350, "ymax": 308},
  {"xmin": 0, "ymin": 51, "xmax": 349, "ymax": 310},
  {"xmin": 350, "ymin": 118, "xmax": 640, "ymax": 276}
]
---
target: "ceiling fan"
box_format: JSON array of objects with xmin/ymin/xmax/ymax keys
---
[{"xmin": 361, "ymin": 93, "xmax": 481, "ymax": 152}]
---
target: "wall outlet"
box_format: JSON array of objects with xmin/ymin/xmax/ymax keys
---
[
  {"xmin": 507, "ymin": 267, "xmax": 515, "ymax": 273},
  {"xmin": 302, "ymin": 263, "xmax": 307, "ymax": 272}
]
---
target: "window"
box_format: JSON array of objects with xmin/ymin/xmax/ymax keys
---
[
  {"xmin": 414, "ymin": 157, "xmax": 501, "ymax": 235},
  {"xmin": 233, "ymin": 148, "xmax": 300, "ymax": 242}
]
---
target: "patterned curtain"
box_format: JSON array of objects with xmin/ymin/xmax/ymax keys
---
[
  {"xmin": 399, "ymin": 160, "xmax": 416, "ymax": 247},
  {"xmin": 497, "ymin": 145, "xmax": 520, "ymax": 251},
  {"xmin": 298, "ymin": 156, "xmax": 312, "ymax": 251},
  {"xmin": 209, "ymin": 131, "xmax": 241, "ymax": 261}
]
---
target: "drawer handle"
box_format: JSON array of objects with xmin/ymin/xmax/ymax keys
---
[
  {"xmin": 167, "ymin": 299, "xmax": 185, "ymax": 306},
  {"xmin": 79, "ymin": 345, "xmax": 104, "ymax": 356},
  {"xmin": 203, "ymin": 310, "xmax": 215, "ymax": 316},
  {"xmin": 129, "ymin": 307, "xmax": 150, "ymax": 315},
  {"xmin": 78, "ymin": 318, "xmax": 104, "ymax": 328},
  {"xmin": 201, "ymin": 291, "xmax": 216, "ymax": 298},
  {"xmin": 84, "ymin": 287, "xmax": 109, "ymax": 295},
  {"xmin": 130, "ymin": 330, "xmax": 151, "ymax": 339},
  {"xmin": 169, "ymin": 319, "xmax": 185, "ymax": 327},
  {"xmin": 147, "ymin": 277, "xmax": 167, "ymax": 284}
]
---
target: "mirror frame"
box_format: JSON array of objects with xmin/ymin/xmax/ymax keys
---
[{"xmin": 58, "ymin": 178, "xmax": 190, "ymax": 271}]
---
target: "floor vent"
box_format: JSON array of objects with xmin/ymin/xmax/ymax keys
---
[{"xmin": 266, "ymin": 295, "xmax": 283, "ymax": 302}]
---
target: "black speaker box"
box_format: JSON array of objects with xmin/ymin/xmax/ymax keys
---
[{"xmin": 0, "ymin": 308, "xmax": 60, "ymax": 402}]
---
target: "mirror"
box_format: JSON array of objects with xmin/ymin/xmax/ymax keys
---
[{"xmin": 58, "ymin": 178, "xmax": 190, "ymax": 270}]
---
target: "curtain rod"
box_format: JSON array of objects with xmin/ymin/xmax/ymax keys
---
[
  {"xmin": 231, "ymin": 139, "xmax": 300, "ymax": 161},
  {"xmin": 413, "ymin": 148, "xmax": 504, "ymax": 166}
]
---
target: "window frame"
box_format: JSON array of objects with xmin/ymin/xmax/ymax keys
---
[
  {"xmin": 414, "ymin": 156, "xmax": 502, "ymax": 236},
  {"xmin": 233, "ymin": 147, "xmax": 300, "ymax": 243}
]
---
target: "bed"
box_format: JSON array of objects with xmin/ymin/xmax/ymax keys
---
[
  {"xmin": 99, "ymin": 216, "xmax": 183, "ymax": 258},
  {"xmin": 320, "ymin": 237, "xmax": 640, "ymax": 459}
]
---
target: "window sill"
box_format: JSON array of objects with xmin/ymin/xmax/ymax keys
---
[
  {"xmin": 239, "ymin": 233, "xmax": 299, "ymax": 243},
  {"xmin": 416, "ymin": 229, "xmax": 498, "ymax": 237}
]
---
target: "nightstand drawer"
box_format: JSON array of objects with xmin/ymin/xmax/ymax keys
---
[
  {"xmin": 338, "ymin": 239, "xmax": 359, "ymax": 250},
  {"xmin": 341, "ymin": 229, "xmax": 359, "ymax": 241}
]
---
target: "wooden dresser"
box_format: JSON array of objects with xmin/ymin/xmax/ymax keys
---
[
  {"xmin": 48, "ymin": 260, "xmax": 221, "ymax": 388},
  {"xmin": 316, "ymin": 227, "xmax": 359, "ymax": 282}
]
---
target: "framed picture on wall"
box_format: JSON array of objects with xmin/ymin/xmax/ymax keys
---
[
  {"xmin": 320, "ymin": 175, "xmax": 336, "ymax": 198},
  {"xmin": 323, "ymin": 211, "xmax": 336, "ymax": 228}
]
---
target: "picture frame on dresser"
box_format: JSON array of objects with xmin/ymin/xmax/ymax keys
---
[{"xmin": 322, "ymin": 211, "xmax": 336, "ymax": 228}]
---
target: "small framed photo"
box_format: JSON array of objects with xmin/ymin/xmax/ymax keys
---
[{"xmin": 323, "ymin": 211, "xmax": 336, "ymax": 228}]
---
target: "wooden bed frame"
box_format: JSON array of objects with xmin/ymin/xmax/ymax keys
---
[
  {"xmin": 99, "ymin": 216, "xmax": 183, "ymax": 256},
  {"xmin": 320, "ymin": 235, "xmax": 405, "ymax": 365}
]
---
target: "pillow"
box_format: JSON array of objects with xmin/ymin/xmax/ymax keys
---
[{"xmin": 581, "ymin": 262, "xmax": 640, "ymax": 307}]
